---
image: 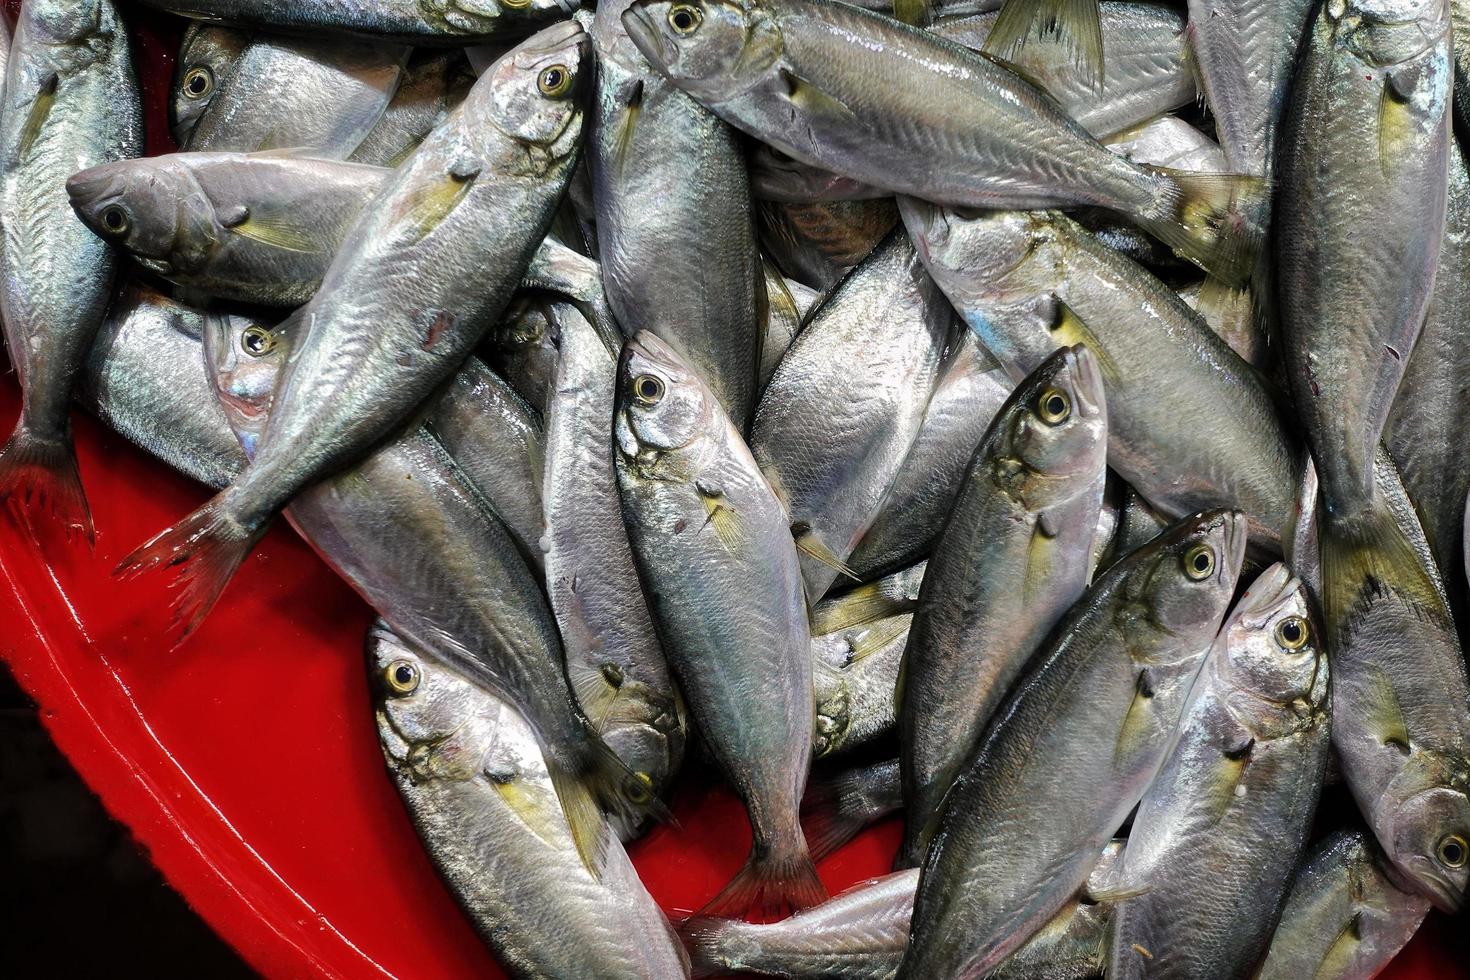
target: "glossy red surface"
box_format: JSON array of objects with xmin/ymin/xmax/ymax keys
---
[{"xmin": 0, "ymin": 5, "xmax": 1464, "ymax": 978}]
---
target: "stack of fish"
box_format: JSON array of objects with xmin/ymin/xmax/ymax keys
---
[{"xmin": 0, "ymin": 0, "xmax": 1466, "ymax": 975}]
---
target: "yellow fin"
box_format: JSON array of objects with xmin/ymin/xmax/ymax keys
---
[
  {"xmin": 811, "ymin": 570, "xmax": 921, "ymax": 634},
  {"xmin": 227, "ymin": 211, "xmax": 325, "ymax": 254},
  {"xmin": 842, "ymin": 615, "xmax": 910, "ymax": 665},
  {"xmin": 1024, "ymin": 522, "xmax": 1058, "ymax": 602},
  {"xmin": 1319, "ymin": 503, "xmax": 1443, "ymax": 642},
  {"xmin": 1201, "ymin": 738, "xmax": 1254, "ymax": 823},
  {"xmin": 1045, "ymin": 299, "xmax": 1121, "ymax": 384},
  {"xmin": 778, "ymin": 68, "xmax": 861, "ymax": 126},
  {"xmin": 396, "ymin": 170, "xmax": 477, "ymax": 242},
  {"xmin": 546, "ymin": 761, "xmax": 611, "ymax": 879},
  {"xmin": 1378, "ymin": 72, "xmax": 1414, "ymax": 180},
  {"xmin": 568, "ymin": 657, "xmax": 626, "ymax": 732},
  {"xmin": 983, "ymin": 0, "xmax": 1105, "ymax": 90},
  {"xmin": 1315, "ymin": 912, "xmax": 1363, "ymax": 980},
  {"xmin": 18, "ymin": 74, "xmax": 58, "ymax": 160},
  {"xmin": 486, "ymin": 771, "xmax": 564, "ymax": 851},
  {"xmin": 795, "ymin": 527, "xmax": 860, "ymax": 582},
  {"xmin": 613, "ymin": 79, "xmax": 643, "ymax": 175},
  {"xmin": 1114, "ymin": 667, "xmax": 1157, "ymax": 765},
  {"xmin": 699, "ymin": 487, "xmax": 743, "ymax": 552},
  {"xmin": 1363, "ymin": 666, "xmax": 1412, "ymax": 754},
  {"xmin": 892, "ymin": 0, "xmax": 931, "ymax": 25}
]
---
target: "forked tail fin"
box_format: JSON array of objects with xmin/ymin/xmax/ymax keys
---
[
  {"xmin": 1137, "ymin": 167, "xmax": 1269, "ymax": 286},
  {"xmin": 0, "ymin": 423, "xmax": 93, "ymax": 547},
  {"xmin": 984, "ymin": 0, "xmax": 1105, "ymax": 88},
  {"xmin": 699, "ymin": 839, "xmax": 828, "ymax": 921},
  {"xmin": 113, "ymin": 494, "xmax": 267, "ymax": 644},
  {"xmin": 1319, "ymin": 497, "xmax": 1445, "ymax": 646},
  {"xmin": 802, "ymin": 759, "xmax": 903, "ymax": 863}
]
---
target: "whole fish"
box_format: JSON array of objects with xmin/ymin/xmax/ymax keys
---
[
  {"xmin": 170, "ymin": 21, "xmax": 248, "ymax": 146},
  {"xmin": 801, "ymin": 757, "xmax": 903, "ymax": 862},
  {"xmin": 898, "ymin": 509, "xmax": 1247, "ymax": 978},
  {"xmin": 751, "ymin": 231, "xmax": 953, "ymax": 600},
  {"xmin": 897, "ymin": 345, "xmax": 1109, "ymax": 868},
  {"xmin": 621, "ymin": 0, "xmax": 1264, "ymax": 281},
  {"xmin": 1255, "ymin": 828, "xmax": 1433, "ymax": 980},
  {"xmin": 1275, "ymin": 0, "xmax": 1450, "ymax": 531},
  {"xmin": 0, "ymin": 0, "xmax": 142, "ymax": 543},
  {"xmin": 542, "ymin": 299, "xmax": 685, "ymax": 797},
  {"xmin": 135, "ymin": 0, "xmax": 577, "ymax": 44},
  {"xmin": 368, "ymin": 625, "xmax": 690, "ymax": 980},
  {"xmin": 758, "ymin": 198, "xmax": 899, "ymax": 291},
  {"xmin": 350, "ymin": 48, "xmax": 476, "ymax": 167},
  {"xmin": 1103, "ymin": 563, "xmax": 1331, "ymax": 979},
  {"xmin": 810, "ymin": 561, "xmax": 926, "ymax": 636},
  {"xmin": 116, "ymin": 23, "xmax": 589, "ymax": 638},
  {"xmin": 78, "ymin": 282, "xmax": 250, "ymax": 490},
  {"xmin": 182, "ymin": 32, "xmax": 406, "ymax": 157},
  {"xmin": 933, "ymin": 3, "xmax": 1195, "ymax": 141},
  {"xmin": 812, "ymin": 612, "xmax": 907, "ymax": 759},
  {"xmin": 205, "ymin": 311, "xmax": 662, "ymax": 876},
  {"xmin": 589, "ymin": 0, "xmax": 762, "ymax": 427},
  {"xmin": 615, "ymin": 331, "xmax": 825, "ymax": 917},
  {"xmin": 846, "ymin": 332, "xmax": 1014, "ymax": 581},
  {"xmin": 901, "ymin": 200, "xmax": 1301, "ymax": 551}
]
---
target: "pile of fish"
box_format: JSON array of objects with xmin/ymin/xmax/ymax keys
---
[{"xmin": 1, "ymin": 0, "xmax": 1468, "ymax": 975}]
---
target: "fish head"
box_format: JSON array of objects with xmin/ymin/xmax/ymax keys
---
[
  {"xmin": 614, "ymin": 330, "xmax": 720, "ymax": 476},
  {"xmin": 1385, "ymin": 784, "xmax": 1470, "ymax": 912},
  {"xmin": 26, "ymin": 0, "xmax": 105, "ymax": 45},
  {"xmin": 201, "ymin": 313, "xmax": 290, "ymax": 458},
  {"xmin": 620, "ymin": 0, "xmax": 783, "ymax": 103},
  {"xmin": 1215, "ymin": 562, "xmax": 1330, "ymax": 730},
  {"xmin": 481, "ymin": 20, "xmax": 590, "ymax": 164},
  {"xmin": 897, "ymin": 199, "xmax": 1041, "ymax": 304},
  {"xmin": 1000, "ymin": 345, "xmax": 1108, "ymax": 513},
  {"xmin": 171, "ymin": 24, "xmax": 247, "ymax": 146},
  {"xmin": 66, "ymin": 158, "xmax": 218, "ymax": 275},
  {"xmin": 1126, "ymin": 510, "xmax": 1249, "ymax": 649},
  {"xmin": 1329, "ymin": 0, "xmax": 1449, "ymax": 67}
]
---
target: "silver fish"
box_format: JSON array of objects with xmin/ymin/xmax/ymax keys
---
[
  {"xmin": 350, "ymin": 48, "xmax": 476, "ymax": 167},
  {"xmin": 135, "ymin": 0, "xmax": 577, "ymax": 44},
  {"xmin": 116, "ymin": 23, "xmax": 589, "ymax": 639},
  {"xmin": 368, "ymin": 625, "xmax": 689, "ymax": 980},
  {"xmin": 847, "ymin": 331, "xmax": 1014, "ymax": 582},
  {"xmin": 590, "ymin": 0, "xmax": 763, "ymax": 427},
  {"xmin": 898, "ymin": 509, "xmax": 1248, "ymax": 978},
  {"xmin": 758, "ymin": 197, "xmax": 899, "ymax": 292},
  {"xmin": 615, "ymin": 330, "xmax": 825, "ymax": 918},
  {"xmin": 751, "ymin": 231, "xmax": 953, "ymax": 600},
  {"xmin": 0, "ymin": 0, "xmax": 142, "ymax": 544},
  {"xmin": 1255, "ymin": 828, "xmax": 1433, "ymax": 980},
  {"xmin": 901, "ymin": 200, "xmax": 1302, "ymax": 551},
  {"xmin": 1103, "ymin": 116, "xmax": 1228, "ymax": 174},
  {"xmin": 1103, "ymin": 563, "xmax": 1331, "ymax": 979},
  {"xmin": 486, "ymin": 292, "xmax": 562, "ymax": 417},
  {"xmin": 171, "ymin": 21, "xmax": 249, "ymax": 146},
  {"xmin": 801, "ymin": 757, "xmax": 903, "ymax": 862},
  {"xmin": 812, "ymin": 612, "xmax": 907, "ymax": 760},
  {"xmin": 897, "ymin": 345, "xmax": 1109, "ymax": 868}
]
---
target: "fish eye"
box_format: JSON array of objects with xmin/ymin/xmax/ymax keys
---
[
  {"xmin": 627, "ymin": 772, "xmax": 654, "ymax": 803},
  {"xmin": 633, "ymin": 374, "xmax": 665, "ymax": 405},
  {"xmin": 99, "ymin": 205, "xmax": 130, "ymax": 236},
  {"xmin": 1274, "ymin": 615, "xmax": 1309, "ymax": 651},
  {"xmin": 1037, "ymin": 387, "xmax": 1071, "ymax": 425},
  {"xmin": 537, "ymin": 64, "xmax": 572, "ymax": 98},
  {"xmin": 240, "ymin": 326, "xmax": 277, "ymax": 357},
  {"xmin": 668, "ymin": 3, "xmax": 703, "ymax": 34},
  {"xmin": 385, "ymin": 659, "xmax": 420, "ymax": 695},
  {"xmin": 182, "ymin": 66, "xmax": 214, "ymax": 100},
  {"xmin": 1438, "ymin": 834, "xmax": 1468, "ymax": 869},
  {"xmin": 1183, "ymin": 543, "xmax": 1216, "ymax": 581}
]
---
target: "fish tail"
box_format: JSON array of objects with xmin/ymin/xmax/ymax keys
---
[
  {"xmin": 113, "ymin": 494, "xmax": 266, "ymax": 645},
  {"xmin": 701, "ymin": 838, "xmax": 828, "ymax": 920},
  {"xmin": 1138, "ymin": 167, "xmax": 1269, "ymax": 285},
  {"xmin": 983, "ymin": 0, "xmax": 1104, "ymax": 87},
  {"xmin": 1319, "ymin": 497, "xmax": 1443, "ymax": 643},
  {"xmin": 801, "ymin": 764, "xmax": 898, "ymax": 862},
  {"xmin": 0, "ymin": 422, "xmax": 93, "ymax": 548},
  {"xmin": 676, "ymin": 917, "xmax": 738, "ymax": 978}
]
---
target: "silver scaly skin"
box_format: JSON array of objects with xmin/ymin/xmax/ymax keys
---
[
  {"xmin": 615, "ymin": 331, "xmax": 825, "ymax": 918},
  {"xmin": 350, "ymin": 49, "xmax": 477, "ymax": 167},
  {"xmin": 180, "ymin": 32, "xmax": 407, "ymax": 157},
  {"xmin": 896, "ymin": 346, "xmax": 1109, "ymax": 869},
  {"xmin": 801, "ymin": 757, "xmax": 904, "ymax": 863},
  {"xmin": 0, "ymin": 0, "xmax": 142, "ymax": 543},
  {"xmin": 589, "ymin": 0, "xmax": 762, "ymax": 427},
  {"xmin": 812, "ymin": 613, "xmax": 907, "ymax": 760},
  {"xmin": 1255, "ymin": 828, "xmax": 1432, "ymax": 980},
  {"xmin": 368, "ymin": 625, "xmax": 690, "ymax": 980},
  {"xmin": 898, "ymin": 509, "xmax": 1248, "ymax": 979},
  {"xmin": 901, "ymin": 199, "xmax": 1302, "ymax": 552},
  {"xmin": 115, "ymin": 22, "xmax": 589, "ymax": 641},
  {"xmin": 1103, "ymin": 116, "xmax": 1227, "ymax": 175},
  {"xmin": 135, "ymin": 0, "xmax": 578, "ymax": 44},
  {"xmin": 1104, "ymin": 563, "xmax": 1332, "ymax": 979},
  {"xmin": 751, "ymin": 231, "xmax": 953, "ymax": 601},
  {"xmin": 170, "ymin": 21, "xmax": 249, "ymax": 146}
]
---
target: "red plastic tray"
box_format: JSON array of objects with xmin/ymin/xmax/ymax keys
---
[{"xmin": 0, "ymin": 6, "xmax": 1464, "ymax": 978}]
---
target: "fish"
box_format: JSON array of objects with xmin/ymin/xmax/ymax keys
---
[
  {"xmin": 1103, "ymin": 563, "xmax": 1332, "ymax": 979},
  {"xmin": 0, "ymin": 0, "xmax": 143, "ymax": 544},
  {"xmin": 1255, "ymin": 827, "xmax": 1433, "ymax": 980},
  {"xmin": 898, "ymin": 509, "xmax": 1247, "ymax": 978},
  {"xmin": 134, "ymin": 0, "xmax": 578, "ymax": 45},
  {"xmin": 614, "ymin": 330, "xmax": 825, "ymax": 917},
  {"xmin": 114, "ymin": 22, "xmax": 589, "ymax": 639},
  {"xmin": 541, "ymin": 298, "xmax": 686, "ymax": 801},
  {"xmin": 589, "ymin": 0, "xmax": 763, "ymax": 428},
  {"xmin": 1275, "ymin": 0, "xmax": 1450, "ymax": 532},
  {"xmin": 170, "ymin": 21, "xmax": 249, "ymax": 147},
  {"xmin": 758, "ymin": 198, "xmax": 899, "ymax": 291},
  {"xmin": 846, "ymin": 331, "xmax": 1015, "ymax": 581},
  {"xmin": 350, "ymin": 48, "xmax": 476, "ymax": 167},
  {"xmin": 68, "ymin": 151, "xmax": 390, "ymax": 308},
  {"xmin": 368, "ymin": 624, "xmax": 690, "ymax": 980},
  {"xmin": 812, "ymin": 612, "xmax": 908, "ymax": 760},
  {"xmin": 901, "ymin": 199, "xmax": 1302, "ymax": 552},
  {"xmin": 77, "ymin": 282, "xmax": 251, "ymax": 490},
  {"xmin": 204, "ymin": 310, "xmax": 663, "ymax": 877},
  {"xmin": 485, "ymin": 293, "xmax": 563, "ymax": 417},
  {"xmin": 181, "ymin": 32, "xmax": 407, "ymax": 157},
  {"xmin": 810, "ymin": 561, "xmax": 926, "ymax": 636},
  {"xmin": 1095, "ymin": 483, "xmax": 1168, "ymax": 576},
  {"xmin": 751, "ymin": 230, "xmax": 953, "ymax": 600},
  {"xmin": 801, "ymin": 757, "xmax": 903, "ymax": 862},
  {"xmin": 1103, "ymin": 116, "xmax": 1228, "ymax": 175},
  {"xmin": 896, "ymin": 345, "xmax": 1109, "ymax": 868},
  {"xmin": 621, "ymin": 0, "xmax": 1264, "ymax": 282}
]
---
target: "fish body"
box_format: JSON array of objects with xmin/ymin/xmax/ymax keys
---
[
  {"xmin": 171, "ymin": 21, "xmax": 249, "ymax": 146},
  {"xmin": 898, "ymin": 509, "xmax": 1247, "ymax": 978},
  {"xmin": 897, "ymin": 345, "xmax": 1109, "ymax": 867},
  {"xmin": 350, "ymin": 48, "xmax": 476, "ymax": 166},
  {"xmin": 1104, "ymin": 116, "xmax": 1228, "ymax": 174},
  {"xmin": 136, "ymin": 0, "xmax": 576, "ymax": 44},
  {"xmin": 812, "ymin": 612, "xmax": 908, "ymax": 760}
]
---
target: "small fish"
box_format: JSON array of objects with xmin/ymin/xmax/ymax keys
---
[{"xmin": 136, "ymin": 0, "xmax": 577, "ymax": 44}]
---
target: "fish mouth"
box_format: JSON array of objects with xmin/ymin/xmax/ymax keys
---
[
  {"xmin": 1418, "ymin": 872, "xmax": 1465, "ymax": 914},
  {"xmin": 1231, "ymin": 562, "xmax": 1299, "ymax": 626},
  {"xmin": 621, "ymin": 4, "xmax": 675, "ymax": 71}
]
